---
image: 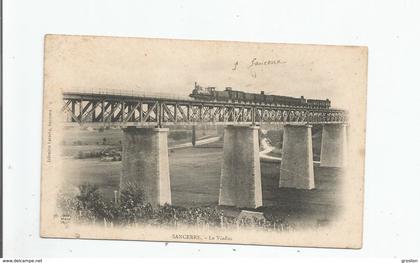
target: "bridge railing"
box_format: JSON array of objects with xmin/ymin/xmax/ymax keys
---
[
  {"xmin": 61, "ymin": 91, "xmax": 349, "ymax": 126},
  {"xmin": 64, "ymin": 87, "xmax": 193, "ymax": 101}
]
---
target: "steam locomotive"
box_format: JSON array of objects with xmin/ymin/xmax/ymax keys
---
[{"xmin": 189, "ymin": 82, "xmax": 331, "ymax": 109}]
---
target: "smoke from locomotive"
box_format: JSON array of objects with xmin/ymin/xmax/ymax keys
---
[{"xmin": 189, "ymin": 82, "xmax": 331, "ymax": 109}]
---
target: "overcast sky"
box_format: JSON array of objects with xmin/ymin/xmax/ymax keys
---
[{"xmin": 45, "ymin": 35, "xmax": 367, "ymax": 109}]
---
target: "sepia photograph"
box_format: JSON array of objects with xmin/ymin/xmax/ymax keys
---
[
  {"xmin": 40, "ymin": 35, "xmax": 367, "ymax": 248},
  {"xmin": 6, "ymin": 0, "xmax": 420, "ymax": 260}
]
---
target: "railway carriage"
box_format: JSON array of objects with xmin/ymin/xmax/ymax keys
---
[
  {"xmin": 307, "ymin": 99, "xmax": 331, "ymax": 108},
  {"xmin": 254, "ymin": 92, "xmax": 265, "ymax": 104},
  {"xmin": 189, "ymin": 82, "xmax": 331, "ymax": 109},
  {"xmin": 214, "ymin": 90, "xmax": 230, "ymax": 101},
  {"xmin": 265, "ymin": 94, "xmax": 275, "ymax": 104},
  {"xmin": 244, "ymin": 92, "xmax": 254, "ymax": 103}
]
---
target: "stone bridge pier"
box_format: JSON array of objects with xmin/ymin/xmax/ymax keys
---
[
  {"xmin": 219, "ymin": 125, "xmax": 263, "ymax": 209},
  {"xmin": 320, "ymin": 124, "xmax": 348, "ymax": 168},
  {"xmin": 120, "ymin": 127, "xmax": 171, "ymax": 207},
  {"xmin": 279, "ymin": 124, "xmax": 315, "ymax": 189},
  {"xmin": 117, "ymin": 123, "xmax": 348, "ymax": 209}
]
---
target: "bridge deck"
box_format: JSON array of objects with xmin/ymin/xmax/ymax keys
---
[{"xmin": 62, "ymin": 91, "xmax": 348, "ymax": 126}]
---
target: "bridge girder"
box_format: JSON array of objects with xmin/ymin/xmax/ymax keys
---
[{"xmin": 62, "ymin": 92, "xmax": 348, "ymax": 126}]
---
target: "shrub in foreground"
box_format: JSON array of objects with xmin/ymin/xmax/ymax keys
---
[{"xmin": 58, "ymin": 183, "xmax": 291, "ymax": 231}]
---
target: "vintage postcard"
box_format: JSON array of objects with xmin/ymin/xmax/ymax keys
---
[{"xmin": 41, "ymin": 35, "xmax": 367, "ymax": 248}]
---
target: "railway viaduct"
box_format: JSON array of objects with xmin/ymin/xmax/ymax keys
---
[{"xmin": 62, "ymin": 90, "xmax": 349, "ymax": 209}]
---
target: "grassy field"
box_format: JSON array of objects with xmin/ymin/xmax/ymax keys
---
[
  {"xmin": 62, "ymin": 126, "xmax": 218, "ymax": 158},
  {"xmin": 60, "ymin": 125, "xmax": 342, "ymax": 228},
  {"xmin": 264, "ymin": 125, "xmax": 323, "ymax": 161},
  {"xmin": 260, "ymin": 162, "xmax": 343, "ymax": 226},
  {"xmin": 61, "ymin": 146, "xmax": 343, "ymax": 228}
]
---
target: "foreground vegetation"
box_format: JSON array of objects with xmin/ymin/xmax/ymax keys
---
[{"xmin": 58, "ymin": 183, "xmax": 293, "ymax": 231}]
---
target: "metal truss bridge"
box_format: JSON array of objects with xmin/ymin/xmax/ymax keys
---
[{"xmin": 62, "ymin": 91, "xmax": 348, "ymax": 126}]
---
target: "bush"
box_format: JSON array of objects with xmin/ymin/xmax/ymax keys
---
[
  {"xmin": 57, "ymin": 184, "xmax": 108, "ymax": 222},
  {"xmin": 117, "ymin": 183, "xmax": 147, "ymax": 223},
  {"xmin": 76, "ymin": 184, "xmax": 108, "ymax": 220},
  {"xmin": 119, "ymin": 182, "xmax": 145, "ymax": 208},
  {"xmin": 58, "ymin": 183, "xmax": 290, "ymax": 231},
  {"xmin": 76, "ymin": 150, "xmax": 102, "ymax": 159}
]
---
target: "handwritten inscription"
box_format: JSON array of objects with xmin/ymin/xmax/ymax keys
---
[
  {"xmin": 232, "ymin": 58, "xmax": 286, "ymax": 78},
  {"xmin": 248, "ymin": 57, "xmax": 286, "ymax": 68},
  {"xmin": 232, "ymin": 58, "xmax": 286, "ymax": 71}
]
